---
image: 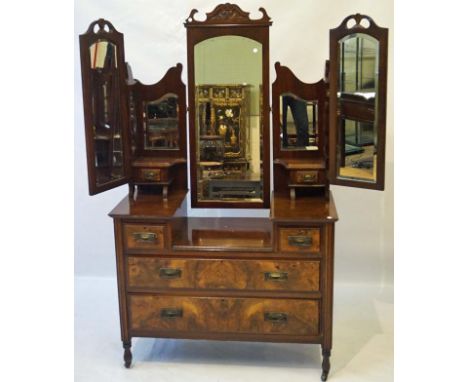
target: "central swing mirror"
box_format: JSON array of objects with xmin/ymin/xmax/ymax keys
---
[
  {"xmin": 195, "ymin": 36, "xmax": 263, "ymax": 204},
  {"xmin": 185, "ymin": 4, "xmax": 272, "ymax": 208}
]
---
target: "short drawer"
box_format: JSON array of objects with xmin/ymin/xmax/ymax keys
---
[
  {"xmin": 127, "ymin": 257, "xmax": 320, "ymax": 292},
  {"xmin": 135, "ymin": 168, "xmax": 162, "ymax": 183},
  {"xmin": 129, "ymin": 295, "xmax": 319, "ymax": 336},
  {"xmin": 124, "ymin": 224, "xmax": 166, "ymax": 250},
  {"xmin": 278, "ymin": 227, "xmax": 320, "ymax": 253},
  {"xmin": 291, "ymin": 170, "xmax": 319, "ymax": 184}
]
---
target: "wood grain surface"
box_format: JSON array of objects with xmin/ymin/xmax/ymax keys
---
[
  {"xmin": 127, "ymin": 257, "xmax": 320, "ymax": 292},
  {"xmin": 129, "ymin": 295, "xmax": 319, "ymax": 336}
]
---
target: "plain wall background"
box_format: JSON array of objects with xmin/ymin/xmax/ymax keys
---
[{"xmin": 74, "ymin": 0, "xmax": 393, "ymax": 286}]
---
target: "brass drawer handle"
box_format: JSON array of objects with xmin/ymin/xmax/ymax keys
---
[
  {"xmin": 142, "ymin": 169, "xmax": 160, "ymax": 181},
  {"xmin": 159, "ymin": 268, "xmax": 182, "ymax": 279},
  {"xmin": 264, "ymin": 312, "xmax": 288, "ymax": 323},
  {"xmin": 302, "ymin": 173, "xmax": 317, "ymax": 182},
  {"xmin": 132, "ymin": 232, "xmax": 157, "ymax": 243},
  {"xmin": 288, "ymin": 235, "xmax": 312, "ymax": 247},
  {"xmin": 264, "ymin": 271, "xmax": 288, "ymax": 281},
  {"xmin": 144, "ymin": 171, "xmax": 155, "ymax": 180},
  {"xmin": 160, "ymin": 308, "xmax": 183, "ymax": 319}
]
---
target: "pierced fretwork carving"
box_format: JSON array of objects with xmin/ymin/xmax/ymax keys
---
[{"xmin": 86, "ymin": 18, "xmax": 118, "ymax": 34}]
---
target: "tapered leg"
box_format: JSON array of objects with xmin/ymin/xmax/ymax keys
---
[
  {"xmin": 321, "ymin": 348, "xmax": 331, "ymax": 381},
  {"xmin": 123, "ymin": 340, "xmax": 132, "ymax": 368}
]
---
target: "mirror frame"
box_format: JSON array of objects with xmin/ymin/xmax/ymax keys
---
[
  {"xmin": 128, "ymin": 63, "xmax": 187, "ymax": 159},
  {"xmin": 329, "ymin": 14, "xmax": 388, "ymax": 190},
  {"xmin": 79, "ymin": 19, "xmax": 131, "ymax": 195},
  {"xmin": 185, "ymin": 4, "xmax": 272, "ymax": 209}
]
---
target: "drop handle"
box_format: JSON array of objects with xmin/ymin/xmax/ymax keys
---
[
  {"xmin": 160, "ymin": 308, "xmax": 183, "ymax": 319},
  {"xmin": 264, "ymin": 271, "xmax": 288, "ymax": 281},
  {"xmin": 132, "ymin": 232, "xmax": 157, "ymax": 243},
  {"xmin": 288, "ymin": 235, "xmax": 312, "ymax": 247},
  {"xmin": 303, "ymin": 173, "xmax": 317, "ymax": 182},
  {"xmin": 264, "ymin": 312, "xmax": 288, "ymax": 323},
  {"xmin": 159, "ymin": 268, "xmax": 182, "ymax": 279}
]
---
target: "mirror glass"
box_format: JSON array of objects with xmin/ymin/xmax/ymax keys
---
[
  {"xmin": 336, "ymin": 33, "xmax": 378, "ymax": 183},
  {"xmin": 194, "ymin": 36, "xmax": 263, "ymax": 203},
  {"xmin": 143, "ymin": 94, "xmax": 179, "ymax": 150},
  {"xmin": 280, "ymin": 93, "xmax": 319, "ymax": 150},
  {"xmin": 89, "ymin": 40, "xmax": 124, "ymax": 186}
]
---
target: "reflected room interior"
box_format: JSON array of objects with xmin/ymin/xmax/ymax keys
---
[
  {"xmin": 337, "ymin": 33, "xmax": 378, "ymax": 183},
  {"xmin": 143, "ymin": 94, "xmax": 179, "ymax": 150},
  {"xmin": 280, "ymin": 93, "xmax": 319, "ymax": 151},
  {"xmin": 194, "ymin": 36, "xmax": 263, "ymax": 203},
  {"xmin": 89, "ymin": 40, "xmax": 124, "ymax": 185}
]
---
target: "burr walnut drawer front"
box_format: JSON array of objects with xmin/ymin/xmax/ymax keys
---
[
  {"xmin": 127, "ymin": 257, "xmax": 320, "ymax": 292},
  {"xmin": 278, "ymin": 227, "xmax": 321, "ymax": 253},
  {"xmin": 124, "ymin": 224, "xmax": 166, "ymax": 250},
  {"xmin": 129, "ymin": 295, "xmax": 320, "ymax": 336}
]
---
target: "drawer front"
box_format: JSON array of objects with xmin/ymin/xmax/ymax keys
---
[
  {"xmin": 292, "ymin": 170, "xmax": 322, "ymax": 184},
  {"xmin": 279, "ymin": 227, "xmax": 320, "ymax": 253},
  {"xmin": 127, "ymin": 257, "xmax": 320, "ymax": 292},
  {"xmin": 136, "ymin": 168, "xmax": 161, "ymax": 182},
  {"xmin": 129, "ymin": 295, "xmax": 319, "ymax": 336},
  {"xmin": 124, "ymin": 224, "xmax": 166, "ymax": 250}
]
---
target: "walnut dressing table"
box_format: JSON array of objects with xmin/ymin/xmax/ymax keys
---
[
  {"xmin": 110, "ymin": 191, "xmax": 337, "ymax": 379},
  {"xmin": 79, "ymin": 5, "xmax": 388, "ymax": 381}
]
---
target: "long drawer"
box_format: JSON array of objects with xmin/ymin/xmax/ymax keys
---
[
  {"xmin": 127, "ymin": 257, "xmax": 320, "ymax": 292},
  {"xmin": 129, "ymin": 295, "xmax": 320, "ymax": 336}
]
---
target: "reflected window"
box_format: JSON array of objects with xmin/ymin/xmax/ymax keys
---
[{"xmin": 143, "ymin": 94, "xmax": 179, "ymax": 150}]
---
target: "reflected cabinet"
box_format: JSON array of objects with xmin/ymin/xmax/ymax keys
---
[{"xmin": 79, "ymin": 4, "xmax": 389, "ymax": 381}]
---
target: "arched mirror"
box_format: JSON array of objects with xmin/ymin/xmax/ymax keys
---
[
  {"xmin": 185, "ymin": 4, "xmax": 272, "ymax": 208},
  {"xmin": 329, "ymin": 14, "xmax": 388, "ymax": 190}
]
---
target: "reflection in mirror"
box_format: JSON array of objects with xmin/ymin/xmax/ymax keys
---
[
  {"xmin": 337, "ymin": 33, "xmax": 378, "ymax": 183},
  {"xmin": 89, "ymin": 40, "xmax": 124, "ymax": 186},
  {"xmin": 280, "ymin": 93, "xmax": 319, "ymax": 151},
  {"xmin": 143, "ymin": 94, "xmax": 179, "ymax": 150},
  {"xmin": 194, "ymin": 36, "xmax": 263, "ymax": 203}
]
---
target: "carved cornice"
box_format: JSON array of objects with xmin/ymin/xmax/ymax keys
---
[{"xmin": 185, "ymin": 3, "xmax": 272, "ymax": 27}]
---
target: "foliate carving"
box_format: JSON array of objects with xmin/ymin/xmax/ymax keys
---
[{"xmin": 185, "ymin": 3, "xmax": 271, "ymax": 26}]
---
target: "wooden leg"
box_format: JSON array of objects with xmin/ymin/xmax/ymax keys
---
[
  {"xmin": 321, "ymin": 348, "xmax": 331, "ymax": 381},
  {"xmin": 129, "ymin": 184, "xmax": 135, "ymax": 198},
  {"xmin": 163, "ymin": 185, "xmax": 168, "ymax": 200},
  {"xmin": 123, "ymin": 340, "xmax": 132, "ymax": 368}
]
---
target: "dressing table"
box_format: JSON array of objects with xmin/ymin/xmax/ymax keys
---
[{"xmin": 79, "ymin": 4, "xmax": 388, "ymax": 380}]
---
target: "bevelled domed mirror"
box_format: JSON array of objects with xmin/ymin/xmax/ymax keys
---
[
  {"xmin": 185, "ymin": 4, "xmax": 272, "ymax": 208},
  {"xmin": 329, "ymin": 14, "xmax": 388, "ymax": 190}
]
